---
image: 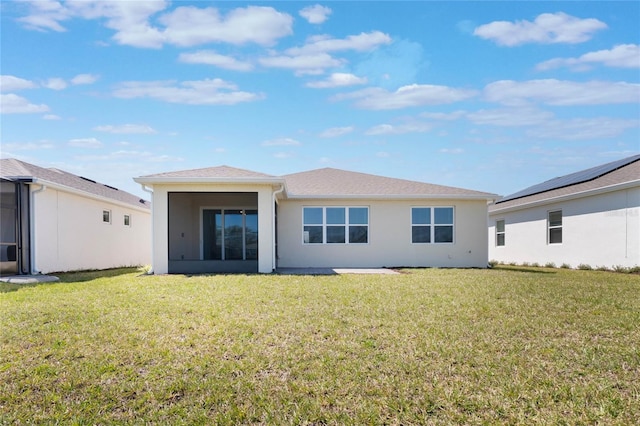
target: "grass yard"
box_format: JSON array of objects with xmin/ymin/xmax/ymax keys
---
[{"xmin": 1, "ymin": 267, "xmax": 639, "ymax": 424}]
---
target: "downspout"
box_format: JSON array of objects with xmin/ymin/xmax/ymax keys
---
[
  {"xmin": 140, "ymin": 184, "xmax": 154, "ymax": 274},
  {"xmin": 29, "ymin": 183, "xmax": 47, "ymax": 275},
  {"xmin": 272, "ymin": 184, "xmax": 285, "ymax": 271}
]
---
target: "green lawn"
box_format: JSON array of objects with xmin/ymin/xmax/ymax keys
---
[{"xmin": 1, "ymin": 267, "xmax": 639, "ymax": 424}]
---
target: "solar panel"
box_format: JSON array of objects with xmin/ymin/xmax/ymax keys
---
[{"xmin": 496, "ymin": 154, "xmax": 640, "ymax": 204}]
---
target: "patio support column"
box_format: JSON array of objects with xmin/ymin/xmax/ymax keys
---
[{"xmin": 257, "ymin": 188, "xmax": 274, "ymax": 273}]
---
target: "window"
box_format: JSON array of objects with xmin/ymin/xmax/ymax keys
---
[
  {"xmin": 102, "ymin": 210, "xmax": 111, "ymax": 224},
  {"xmin": 548, "ymin": 210, "xmax": 562, "ymax": 244},
  {"xmin": 496, "ymin": 219, "xmax": 505, "ymax": 246},
  {"xmin": 303, "ymin": 207, "xmax": 368, "ymax": 244},
  {"xmin": 411, "ymin": 207, "xmax": 454, "ymax": 244},
  {"xmin": 124, "ymin": 214, "xmax": 131, "ymax": 227}
]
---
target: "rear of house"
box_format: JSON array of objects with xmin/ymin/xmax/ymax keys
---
[
  {"xmin": 488, "ymin": 154, "xmax": 640, "ymax": 269},
  {"xmin": 135, "ymin": 166, "xmax": 497, "ymax": 274},
  {"xmin": 1, "ymin": 158, "xmax": 151, "ymax": 275}
]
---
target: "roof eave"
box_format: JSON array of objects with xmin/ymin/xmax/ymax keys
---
[
  {"xmin": 489, "ymin": 179, "xmax": 640, "ymax": 214},
  {"xmin": 27, "ymin": 178, "xmax": 151, "ymax": 212},
  {"xmin": 133, "ymin": 176, "xmax": 285, "ymax": 185},
  {"xmin": 284, "ymin": 193, "xmax": 498, "ymax": 201}
]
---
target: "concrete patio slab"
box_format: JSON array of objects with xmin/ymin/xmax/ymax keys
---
[
  {"xmin": 0, "ymin": 275, "xmax": 60, "ymax": 284},
  {"xmin": 276, "ymin": 268, "xmax": 400, "ymax": 275}
]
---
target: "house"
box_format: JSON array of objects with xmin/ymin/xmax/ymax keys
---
[
  {"xmin": 133, "ymin": 166, "xmax": 497, "ymax": 274},
  {"xmin": 488, "ymin": 154, "xmax": 640, "ymax": 269},
  {"xmin": 0, "ymin": 158, "xmax": 151, "ymax": 275}
]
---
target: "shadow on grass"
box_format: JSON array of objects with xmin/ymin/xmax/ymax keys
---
[
  {"xmin": 55, "ymin": 267, "xmax": 142, "ymax": 283},
  {"xmin": 491, "ymin": 265, "xmax": 557, "ymax": 274}
]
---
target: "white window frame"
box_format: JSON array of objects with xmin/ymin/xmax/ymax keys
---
[
  {"xmin": 495, "ymin": 219, "xmax": 505, "ymax": 247},
  {"xmin": 302, "ymin": 206, "xmax": 369, "ymax": 245},
  {"xmin": 124, "ymin": 214, "xmax": 131, "ymax": 227},
  {"xmin": 548, "ymin": 210, "xmax": 562, "ymax": 245},
  {"xmin": 102, "ymin": 209, "xmax": 111, "ymax": 224},
  {"xmin": 411, "ymin": 206, "xmax": 455, "ymax": 244}
]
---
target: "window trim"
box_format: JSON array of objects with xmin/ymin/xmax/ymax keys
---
[
  {"xmin": 302, "ymin": 206, "xmax": 369, "ymax": 245},
  {"xmin": 495, "ymin": 219, "xmax": 505, "ymax": 247},
  {"xmin": 102, "ymin": 209, "xmax": 111, "ymax": 224},
  {"xmin": 548, "ymin": 210, "xmax": 563, "ymax": 245},
  {"xmin": 411, "ymin": 206, "xmax": 455, "ymax": 244}
]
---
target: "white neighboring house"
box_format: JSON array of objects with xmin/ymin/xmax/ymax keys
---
[
  {"xmin": 134, "ymin": 166, "xmax": 497, "ymax": 274},
  {"xmin": 489, "ymin": 154, "xmax": 640, "ymax": 269},
  {"xmin": 1, "ymin": 158, "xmax": 151, "ymax": 275}
]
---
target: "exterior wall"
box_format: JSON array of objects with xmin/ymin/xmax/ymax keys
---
[
  {"xmin": 277, "ymin": 198, "xmax": 489, "ymax": 268},
  {"xmin": 489, "ymin": 186, "xmax": 640, "ymax": 268},
  {"xmin": 33, "ymin": 186, "xmax": 151, "ymax": 273},
  {"xmin": 149, "ymin": 183, "xmax": 275, "ymax": 274}
]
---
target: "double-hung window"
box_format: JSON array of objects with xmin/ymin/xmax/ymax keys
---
[
  {"xmin": 548, "ymin": 210, "xmax": 562, "ymax": 244},
  {"xmin": 303, "ymin": 207, "xmax": 368, "ymax": 244},
  {"xmin": 411, "ymin": 207, "xmax": 454, "ymax": 243},
  {"xmin": 496, "ymin": 219, "xmax": 505, "ymax": 246}
]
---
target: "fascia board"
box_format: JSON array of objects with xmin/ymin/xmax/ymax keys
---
[
  {"xmin": 489, "ymin": 179, "xmax": 640, "ymax": 215},
  {"xmin": 29, "ymin": 178, "xmax": 151, "ymax": 213},
  {"xmin": 284, "ymin": 193, "xmax": 498, "ymax": 201}
]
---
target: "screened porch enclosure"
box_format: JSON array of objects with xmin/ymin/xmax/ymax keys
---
[{"xmin": 168, "ymin": 192, "xmax": 259, "ymax": 273}]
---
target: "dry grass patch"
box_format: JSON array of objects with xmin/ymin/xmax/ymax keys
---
[{"xmin": 1, "ymin": 267, "xmax": 639, "ymax": 424}]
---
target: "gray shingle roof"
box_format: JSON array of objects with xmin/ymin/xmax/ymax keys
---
[
  {"xmin": 283, "ymin": 168, "xmax": 496, "ymax": 198},
  {"xmin": 490, "ymin": 155, "xmax": 640, "ymax": 212},
  {"xmin": 1, "ymin": 158, "xmax": 150, "ymax": 209},
  {"xmin": 138, "ymin": 165, "xmax": 278, "ymax": 179}
]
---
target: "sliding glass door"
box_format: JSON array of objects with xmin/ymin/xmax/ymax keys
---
[{"xmin": 203, "ymin": 209, "xmax": 257, "ymax": 261}]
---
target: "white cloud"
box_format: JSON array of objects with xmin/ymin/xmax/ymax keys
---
[
  {"xmin": 43, "ymin": 77, "xmax": 67, "ymax": 90},
  {"xmin": 71, "ymin": 73, "xmax": 100, "ymax": 85},
  {"xmin": 178, "ymin": 50, "xmax": 254, "ymax": 71},
  {"xmin": 474, "ymin": 12, "xmax": 607, "ymax": 46},
  {"xmin": 287, "ymin": 31, "xmax": 392, "ymax": 55},
  {"xmin": 158, "ymin": 6, "xmax": 293, "ymax": 47},
  {"xmin": 1, "ymin": 140, "xmax": 55, "ymax": 151},
  {"xmin": 335, "ymin": 84, "xmax": 478, "ymax": 110},
  {"xmin": 43, "ymin": 114, "xmax": 61, "ymax": 120},
  {"xmin": 259, "ymin": 53, "xmax": 343, "ymax": 74},
  {"xmin": 262, "ymin": 138, "xmax": 301, "ymax": 146},
  {"xmin": 484, "ymin": 79, "xmax": 640, "ymax": 106},
  {"xmin": 17, "ymin": 2, "xmax": 292, "ymax": 49},
  {"xmin": 420, "ymin": 111, "xmax": 467, "ymax": 121},
  {"xmin": 299, "ymin": 4, "xmax": 332, "ymax": 24},
  {"xmin": 112, "ymin": 79, "xmax": 265, "ymax": 105},
  {"xmin": 306, "ymin": 73, "xmax": 367, "ymax": 88},
  {"xmin": 274, "ymin": 152, "xmax": 294, "ymax": 159},
  {"xmin": 0, "ymin": 75, "xmax": 38, "ymax": 92},
  {"xmin": 0, "ymin": 94, "xmax": 49, "ymax": 114},
  {"xmin": 68, "ymin": 137, "xmax": 103, "ymax": 148},
  {"xmin": 319, "ymin": 126, "xmax": 354, "ymax": 138},
  {"xmin": 365, "ymin": 122, "xmax": 432, "ymax": 135},
  {"xmin": 93, "ymin": 124, "xmax": 157, "ymax": 134},
  {"xmin": 439, "ymin": 148, "xmax": 464, "ymax": 154},
  {"xmin": 467, "ymin": 107, "xmax": 555, "ymax": 126},
  {"xmin": 527, "ymin": 117, "xmax": 639, "ymax": 140},
  {"xmin": 536, "ymin": 44, "xmax": 640, "ymax": 71}
]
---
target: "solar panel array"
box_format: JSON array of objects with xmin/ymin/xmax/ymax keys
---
[{"xmin": 496, "ymin": 154, "xmax": 640, "ymax": 204}]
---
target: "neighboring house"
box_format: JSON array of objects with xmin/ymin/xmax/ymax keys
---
[
  {"xmin": 134, "ymin": 166, "xmax": 497, "ymax": 274},
  {"xmin": 0, "ymin": 158, "xmax": 151, "ymax": 275},
  {"xmin": 488, "ymin": 154, "xmax": 640, "ymax": 269}
]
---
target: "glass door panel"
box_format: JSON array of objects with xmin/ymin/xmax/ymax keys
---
[
  {"xmin": 245, "ymin": 210, "xmax": 258, "ymax": 260},
  {"xmin": 224, "ymin": 210, "xmax": 244, "ymax": 260},
  {"xmin": 203, "ymin": 209, "xmax": 222, "ymax": 260}
]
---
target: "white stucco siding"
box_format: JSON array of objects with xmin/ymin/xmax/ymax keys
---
[
  {"xmin": 148, "ymin": 183, "xmax": 275, "ymax": 274},
  {"xmin": 33, "ymin": 187, "xmax": 151, "ymax": 273},
  {"xmin": 277, "ymin": 198, "xmax": 489, "ymax": 268},
  {"xmin": 489, "ymin": 187, "xmax": 640, "ymax": 268}
]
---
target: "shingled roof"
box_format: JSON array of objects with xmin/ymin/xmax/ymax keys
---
[
  {"xmin": 138, "ymin": 165, "xmax": 279, "ymax": 180},
  {"xmin": 490, "ymin": 154, "xmax": 640, "ymax": 212},
  {"xmin": 283, "ymin": 168, "xmax": 496, "ymax": 199},
  {"xmin": 1, "ymin": 158, "xmax": 150, "ymax": 209}
]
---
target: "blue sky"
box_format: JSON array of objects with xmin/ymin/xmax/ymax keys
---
[{"xmin": 1, "ymin": 1, "xmax": 639, "ymax": 199}]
